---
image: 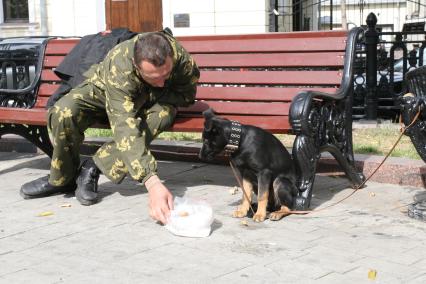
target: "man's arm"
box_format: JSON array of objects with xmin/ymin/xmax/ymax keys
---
[
  {"xmin": 102, "ymin": 46, "xmax": 173, "ymax": 224},
  {"xmin": 145, "ymin": 175, "xmax": 173, "ymax": 224}
]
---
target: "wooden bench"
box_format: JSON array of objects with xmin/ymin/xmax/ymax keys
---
[{"xmin": 0, "ymin": 28, "xmax": 365, "ymax": 209}]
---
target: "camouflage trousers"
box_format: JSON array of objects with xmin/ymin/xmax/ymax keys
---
[{"xmin": 47, "ymin": 82, "xmax": 176, "ymax": 186}]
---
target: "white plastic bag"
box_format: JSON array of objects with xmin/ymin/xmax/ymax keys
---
[{"xmin": 165, "ymin": 197, "xmax": 214, "ymax": 238}]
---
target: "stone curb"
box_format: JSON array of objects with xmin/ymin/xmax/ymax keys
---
[{"xmin": 0, "ymin": 135, "xmax": 425, "ymax": 188}]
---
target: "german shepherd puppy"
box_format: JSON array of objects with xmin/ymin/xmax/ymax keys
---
[{"xmin": 199, "ymin": 109, "xmax": 297, "ymax": 222}]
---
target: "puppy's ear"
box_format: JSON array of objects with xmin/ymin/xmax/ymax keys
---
[
  {"xmin": 204, "ymin": 119, "xmax": 213, "ymax": 131},
  {"xmin": 202, "ymin": 108, "xmax": 215, "ymax": 120},
  {"xmin": 204, "ymin": 117, "xmax": 221, "ymax": 133}
]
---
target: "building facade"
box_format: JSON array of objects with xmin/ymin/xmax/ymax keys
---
[
  {"xmin": 0, "ymin": 0, "xmax": 424, "ymax": 37},
  {"xmin": 0, "ymin": 0, "xmax": 105, "ymax": 37}
]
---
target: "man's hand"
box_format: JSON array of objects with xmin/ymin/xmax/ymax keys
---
[{"xmin": 145, "ymin": 175, "xmax": 173, "ymax": 224}]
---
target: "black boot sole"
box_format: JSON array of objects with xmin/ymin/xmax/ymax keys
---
[
  {"xmin": 20, "ymin": 187, "xmax": 75, "ymax": 200},
  {"xmin": 75, "ymin": 188, "xmax": 98, "ymax": 206},
  {"xmin": 20, "ymin": 188, "xmax": 47, "ymax": 199}
]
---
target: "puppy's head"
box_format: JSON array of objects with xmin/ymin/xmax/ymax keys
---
[{"xmin": 199, "ymin": 108, "xmax": 229, "ymax": 161}]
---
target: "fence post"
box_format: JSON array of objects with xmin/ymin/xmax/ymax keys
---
[
  {"xmin": 365, "ymin": 12, "xmax": 379, "ymax": 120},
  {"xmin": 268, "ymin": 0, "xmax": 278, "ymax": 32}
]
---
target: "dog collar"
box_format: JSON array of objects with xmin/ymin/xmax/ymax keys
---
[{"xmin": 224, "ymin": 120, "xmax": 242, "ymax": 156}]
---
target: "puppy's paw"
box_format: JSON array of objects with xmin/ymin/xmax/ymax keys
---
[
  {"xmin": 232, "ymin": 209, "xmax": 248, "ymax": 218},
  {"xmin": 269, "ymin": 206, "xmax": 291, "ymax": 221},
  {"xmin": 252, "ymin": 213, "xmax": 266, "ymax": 222},
  {"xmin": 269, "ymin": 212, "xmax": 285, "ymax": 221}
]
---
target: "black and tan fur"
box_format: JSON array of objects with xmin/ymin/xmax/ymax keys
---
[{"xmin": 199, "ymin": 109, "xmax": 298, "ymax": 222}]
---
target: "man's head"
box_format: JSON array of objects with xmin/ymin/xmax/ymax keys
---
[{"xmin": 133, "ymin": 32, "xmax": 174, "ymax": 87}]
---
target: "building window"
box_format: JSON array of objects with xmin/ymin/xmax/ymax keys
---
[{"xmin": 2, "ymin": 0, "xmax": 28, "ymax": 23}]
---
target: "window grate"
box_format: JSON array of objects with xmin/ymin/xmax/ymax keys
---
[{"xmin": 3, "ymin": 0, "xmax": 29, "ymax": 23}]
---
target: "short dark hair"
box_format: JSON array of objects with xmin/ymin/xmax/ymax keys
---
[{"xmin": 134, "ymin": 32, "xmax": 173, "ymax": 67}]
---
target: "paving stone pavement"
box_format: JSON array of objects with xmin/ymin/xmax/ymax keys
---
[{"xmin": 1, "ymin": 151, "xmax": 426, "ymax": 284}]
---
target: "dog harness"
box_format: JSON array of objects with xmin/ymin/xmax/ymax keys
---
[{"xmin": 224, "ymin": 120, "xmax": 242, "ymax": 156}]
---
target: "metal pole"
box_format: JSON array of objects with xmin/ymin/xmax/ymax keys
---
[
  {"xmin": 330, "ymin": 0, "xmax": 333, "ymax": 30},
  {"xmin": 341, "ymin": 0, "xmax": 347, "ymax": 30},
  {"xmin": 365, "ymin": 12, "xmax": 379, "ymax": 120},
  {"xmin": 40, "ymin": 0, "xmax": 48, "ymax": 36},
  {"xmin": 275, "ymin": 0, "xmax": 279, "ymax": 32},
  {"xmin": 300, "ymin": 0, "xmax": 303, "ymax": 31}
]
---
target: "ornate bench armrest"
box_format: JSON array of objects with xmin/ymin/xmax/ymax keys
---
[{"xmin": 288, "ymin": 27, "xmax": 365, "ymax": 210}]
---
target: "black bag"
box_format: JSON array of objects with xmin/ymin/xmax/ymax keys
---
[{"xmin": 46, "ymin": 28, "xmax": 137, "ymax": 108}]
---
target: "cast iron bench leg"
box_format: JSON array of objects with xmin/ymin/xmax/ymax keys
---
[
  {"xmin": 401, "ymin": 96, "xmax": 426, "ymax": 162},
  {"xmin": 292, "ymin": 134, "xmax": 318, "ymax": 210},
  {"xmin": 0, "ymin": 124, "xmax": 53, "ymax": 157},
  {"xmin": 291, "ymin": 93, "xmax": 365, "ymax": 210}
]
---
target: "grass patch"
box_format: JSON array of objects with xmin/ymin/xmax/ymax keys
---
[
  {"xmin": 158, "ymin": 132, "xmax": 202, "ymax": 141},
  {"xmin": 85, "ymin": 128, "xmax": 112, "ymax": 137},
  {"xmin": 354, "ymin": 145, "xmax": 380, "ymax": 155},
  {"xmin": 84, "ymin": 124, "xmax": 421, "ymax": 160},
  {"xmin": 352, "ymin": 126, "xmax": 420, "ymax": 160}
]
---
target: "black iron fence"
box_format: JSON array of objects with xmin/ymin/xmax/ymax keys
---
[
  {"xmin": 270, "ymin": 0, "xmax": 425, "ymax": 33},
  {"xmin": 353, "ymin": 12, "xmax": 426, "ymax": 120},
  {"xmin": 268, "ymin": 1, "xmax": 426, "ymax": 120}
]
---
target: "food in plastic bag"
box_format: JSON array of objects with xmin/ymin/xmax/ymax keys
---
[{"xmin": 165, "ymin": 197, "xmax": 213, "ymax": 238}]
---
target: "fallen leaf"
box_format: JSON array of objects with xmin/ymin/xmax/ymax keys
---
[
  {"xmin": 369, "ymin": 192, "xmax": 376, "ymax": 197},
  {"xmin": 38, "ymin": 211, "xmax": 54, "ymax": 217},
  {"xmin": 241, "ymin": 220, "xmax": 248, "ymax": 226},
  {"xmin": 368, "ymin": 269, "xmax": 377, "ymax": 280},
  {"xmin": 60, "ymin": 204, "xmax": 72, "ymax": 208},
  {"xmin": 229, "ymin": 186, "xmax": 239, "ymax": 195},
  {"xmin": 178, "ymin": 211, "xmax": 189, "ymax": 217}
]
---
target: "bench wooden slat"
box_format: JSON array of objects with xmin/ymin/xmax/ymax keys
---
[
  {"xmin": 41, "ymin": 69, "xmax": 343, "ymax": 86},
  {"xmin": 45, "ymin": 39, "xmax": 80, "ymax": 55},
  {"xmin": 0, "ymin": 108, "xmax": 291, "ymax": 133},
  {"xmin": 34, "ymin": 97, "xmax": 49, "ymax": 108},
  {"xmin": 196, "ymin": 86, "xmax": 337, "ymax": 101},
  {"xmin": 178, "ymin": 30, "xmax": 347, "ymax": 41},
  {"xmin": 192, "ymin": 52, "xmax": 345, "ymax": 68},
  {"xmin": 44, "ymin": 55, "xmax": 66, "ymax": 68},
  {"xmin": 0, "ymin": 108, "xmax": 47, "ymax": 126},
  {"xmin": 44, "ymin": 52, "xmax": 345, "ymax": 68},
  {"xmin": 179, "ymin": 35, "xmax": 346, "ymax": 53},
  {"xmin": 179, "ymin": 101, "xmax": 289, "ymax": 115},
  {"xmin": 199, "ymin": 70, "xmax": 342, "ymax": 85},
  {"xmin": 36, "ymin": 84, "xmax": 337, "ymax": 105},
  {"xmin": 172, "ymin": 116, "xmax": 291, "ymax": 133},
  {"xmin": 38, "ymin": 83, "xmax": 60, "ymax": 96},
  {"xmin": 41, "ymin": 70, "xmax": 61, "ymax": 82}
]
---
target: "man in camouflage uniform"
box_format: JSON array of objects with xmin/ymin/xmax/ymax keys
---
[{"xmin": 20, "ymin": 30, "xmax": 200, "ymax": 224}]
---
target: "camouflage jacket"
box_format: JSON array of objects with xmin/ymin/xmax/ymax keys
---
[{"xmin": 84, "ymin": 31, "xmax": 200, "ymax": 183}]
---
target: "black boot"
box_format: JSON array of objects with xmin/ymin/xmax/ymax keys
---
[
  {"xmin": 76, "ymin": 159, "xmax": 101, "ymax": 206},
  {"xmin": 20, "ymin": 176, "xmax": 76, "ymax": 199}
]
